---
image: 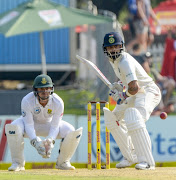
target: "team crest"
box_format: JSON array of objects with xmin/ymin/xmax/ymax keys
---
[
  {"xmin": 47, "ymin": 109, "xmax": 52, "ymax": 114},
  {"xmin": 41, "ymin": 78, "xmax": 47, "ymax": 84},
  {"xmin": 34, "ymin": 107, "xmax": 41, "ymax": 114},
  {"xmin": 108, "ymin": 37, "xmax": 115, "ymax": 44}
]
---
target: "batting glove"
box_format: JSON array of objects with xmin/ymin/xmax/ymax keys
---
[
  {"xmin": 30, "ymin": 137, "xmax": 46, "ymax": 157},
  {"xmin": 109, "ymin": 89, "xmax": 128, "ymax": 102},
  {"xmin": 110, "ymin": 81, "xmax": 124, "ymax": 92}
]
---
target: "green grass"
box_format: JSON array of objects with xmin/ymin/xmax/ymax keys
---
[
  {"xmin": 1, "ymin": 162, "xmax": 176, "ymax": 180},
  {"xmin": 0, "ymin": 173, "xmax": 133, "ymax": 180},
  {"xmin": 55, "ymin": 89, "xmax": 100, "ymax": 115}
]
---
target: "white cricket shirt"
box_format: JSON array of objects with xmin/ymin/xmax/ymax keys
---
[
  {"xmin": 110, "ymin": 52, "xmax": 153, "ymax": 88},
  {"xmin": 21, "ymin": 92, "xmax": 64, "ymax": 140}
]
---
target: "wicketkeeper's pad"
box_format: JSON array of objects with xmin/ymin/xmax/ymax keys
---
[
  {"xmin": 5, "ymin": 124, "xmax": 25, "ymax": 166},
  {"xmin": 56, "ymin": 127, "xmax": 83, "ymax": 165}
]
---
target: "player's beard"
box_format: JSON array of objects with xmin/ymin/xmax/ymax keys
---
[
  {"xmin": 38, "ymin": 92, "xmax": 50, "ymax": 101},
  {"xmin": 39, "ymin": 95, "xmax": 49, "ymax": 101},
  {"xmin": 107, "ymin": 50, "xmax": 122, "ymax": 61}
]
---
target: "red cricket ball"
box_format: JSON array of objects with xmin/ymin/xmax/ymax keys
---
[{"xmin": 160, "ymin": 112, "xmax": 167, "ymax": 119}]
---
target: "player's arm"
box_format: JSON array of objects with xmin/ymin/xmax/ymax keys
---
[
  {"xmin": 109, "ymin": 80, "xmax": 139, "ymax": 102},
  {"xmin": 21, "ymin": 99, "xmax": 36, "ymax": 140},
  {"xmin": 43, "ymin": 100, "xmax": 64, "ymax": 158},
  {"xmin": 22, "ymin": 99, "xmax": 46, "ymax": 157},
  {"xmin": 127, "ymin": 80, "xmax": 139, "ymax": 96},
  {"xmin": 122, "ymin": 59, "xmax": 139, "ymax": 97},
  {"xmin": 48, "ymin": 99, "xmax": 64, "ymax": 140},
  {"xmin": 109, "ymin": 60, "xmax": 139, "ymax": 101}
]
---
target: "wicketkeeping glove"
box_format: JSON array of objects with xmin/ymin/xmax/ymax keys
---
[
  {"xmin": 42, "ymin": 137, "xmax": 55, "ymax": 158},
  {"xmin": 30, "ymin": 137, "xmax": 46, "ymax": 157}
]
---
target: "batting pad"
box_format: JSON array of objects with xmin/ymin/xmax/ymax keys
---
[
  {"xmin": 103, "ymin": 107, "xmax": 137, "ymax": 163},
  {"xmin": 56, "ymin": 127, "xmax": 83, "ymax": 165},
  {"xmin": 124, "ymin": 108, "xmax": 155, "ymax": 166},
  {"xmin": 5, "ymin": 124, "xmax": 25, "ymax": 166}
]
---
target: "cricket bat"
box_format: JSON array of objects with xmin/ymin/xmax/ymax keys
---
[
  {"xmin": 76, "ymin": 55, "xmax": 112, "ymax": 88},
  {"xmin": 76, "ymin": 55, "xmax": 122, "ymax": 104}
]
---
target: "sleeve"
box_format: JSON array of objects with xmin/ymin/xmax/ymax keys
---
[
  {"xmin": 121, "ymin": 60, "xmax": 137, "ymax": 84},
  {"xmin": 21, "ymin": 99, "xmax": 37, "ymax": 140},
  {"xmin": 48, "ymin": 99, "xmax": 64, "ymax": 140}
]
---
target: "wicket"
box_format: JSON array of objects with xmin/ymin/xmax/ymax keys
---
[{"xmin": 87, "ymin": 101, "xmax": 110, "ymax": 169}]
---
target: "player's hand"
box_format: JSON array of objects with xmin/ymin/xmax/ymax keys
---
[
  {"xmin": 110, "ymin": 81, "xmax": 124, "ymax": 92},
  {"xmin": 42, "ymin": 137, "xmax": 55, "ymax": 158},
  {"xmin": 30, "ymin": 137, "xmax": 46, "ymax": 157}
]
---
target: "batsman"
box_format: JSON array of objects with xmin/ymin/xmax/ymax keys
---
[
  {"xmin": 5, "ymin": 74, "xmax": 83, "ymax": 171},
  {"xmin": 103, "ymin": 32, "xmax": 161, "ymax": 170}
]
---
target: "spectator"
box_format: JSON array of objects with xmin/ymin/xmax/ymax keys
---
[
  {"xmin": 131, "ymin": 43, "xmax": 148, "ymax": 70},
  {"xmin": 160, "ymin": 28, "xmax": 176, "ymax": 81},
  {"xmin": 126, "ymin": 0, "xmax": 159, "ymax": 52},
  {"xmin": 144, "ymin": 52, "xmax": 176, "ymax": 114}
]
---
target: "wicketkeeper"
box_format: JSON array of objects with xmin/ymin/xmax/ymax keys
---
[
  {"xmin": 5, "ymin": 74, "xmax": 83, "ymax": 171},
  {"xmin": 103, "ymin": 32, "xmax": 161, "ymax": 170}
]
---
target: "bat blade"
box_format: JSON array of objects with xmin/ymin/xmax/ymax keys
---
[{"xmin": 76, "ymin": 55, "xmax": 112, "ymax": 88}]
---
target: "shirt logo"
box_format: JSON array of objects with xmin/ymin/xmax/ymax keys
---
[
  {"xmin": 126, "ymin": 72, "xmax": 133, "ymax": 77},
  {"xmin": 21, "ymin": 109, "xmax": 26, "ymax": 117},
  {"xmin": 47, "ymin": 109, "xmax": 52, "ymax": 114},
  {"xmin": 118, "ymin": 68, "xmax": 121, "ymax": 73},
  {"xmin": 34, "ymin": 107, "xmax": 41, "ymax": 114},
  {"xmin": 41, "ymin": 78, "xmax": 47, "ymax": 84}
]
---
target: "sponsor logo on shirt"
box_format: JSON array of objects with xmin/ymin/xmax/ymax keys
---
[
  {"xmin": 34, "ymin": 107, "xmax": 41, "ymax": 114},
  {"xmin": 47, "ymin": 109, "xmax": 52, "ymax": 114},
  {"xmin": 126, "ymin": 72, "xmax": 133, "ymax": 77},
  {"xmin": 118, "ymin": 68, "xmax": 121, "ymax": 73},
  {"xmin": 21, "ymin": 109, "xmax": 26, "ymax": 117}
]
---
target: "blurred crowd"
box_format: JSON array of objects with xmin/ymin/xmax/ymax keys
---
[
  {"xmin": 126, "ymin": 0, "xmax": 159, "ymax": 52},
  {"xmin": 125, "ymin": 0, "xmax": 176, "ymax": 114}
]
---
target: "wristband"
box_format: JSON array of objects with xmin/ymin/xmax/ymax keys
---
[
  {"xmin": 122, "ymin": 92, "xmax": 128, "ymax": 99},
  {"xmin": 126, "ymin": 90, "xmax": 133, "ymax": 97}
]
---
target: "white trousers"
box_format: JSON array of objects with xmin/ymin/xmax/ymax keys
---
[
  {"xmin": 111, "ymin": 83, "xmax": 161, "ymax": 165},
  {"xmin": 11, "ymin": 118, "xmax": 75, "ymax": 139},
  {"xmin": 113, "ymin": 83, "xmax": 161, "ymax": 122}
]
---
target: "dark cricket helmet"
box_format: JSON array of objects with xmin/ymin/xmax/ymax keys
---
[
  {"xmin": 103, "ymin": 32, "xmax": 124, "ymax": 60},
  {"xmin": 33, "ymin": 74, "xmax": 54, "ymax": 96}
]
